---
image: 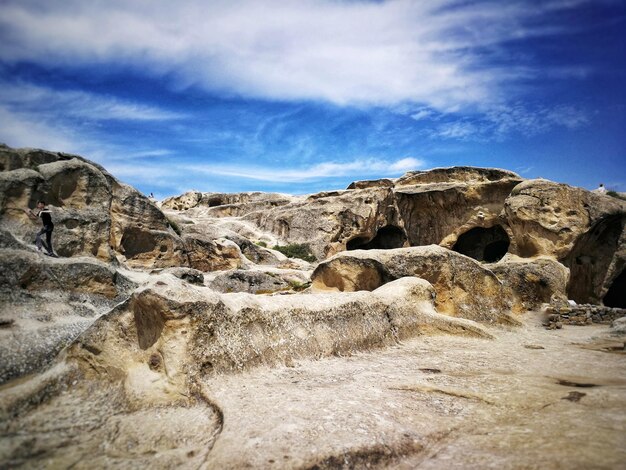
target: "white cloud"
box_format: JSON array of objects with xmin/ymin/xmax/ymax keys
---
[
  {"xmin": 0, "ymin": 0, "xmax": 594, "ymax": 110},
  {"xmin": 187, "ymin": 157, "xmax": 426, "ymax": 183},
  {"xmin": 0, "ymin": 82, "xmax": 183, "ymax": 121},
  {"xmin": 434, "ymin": 121, "xmax": 477, "ymax": 139}
]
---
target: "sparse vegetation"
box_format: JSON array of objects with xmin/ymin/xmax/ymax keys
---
[
  {"xmin": 289, "ymin": 280, "xmax": 311, "ymax": 292},
  {"xmin": 607, "ymin": 191, "xmax": 626, "ymax": 201},
  {"xmin": 256, "ymin": 240, "xmax": 268, "ymax": 248},
  {"xmin": 273, "ymin": 243, "xmax": 317, "ymax": 262}
]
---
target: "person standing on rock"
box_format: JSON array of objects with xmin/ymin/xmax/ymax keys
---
[{"xmin": 25, "ymin": 200, "xmax": 57, "ymax": 257}]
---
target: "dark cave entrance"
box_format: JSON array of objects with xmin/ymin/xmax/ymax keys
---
[
  {"xmin": 208, "ymin": 198, "xmax": 223, "ymax": 207},
  {"xmin": 452, "ymin": 225, "xmax": 510, "ymax": 262},
  {"xmin": 564, "ymin": 214, "xmax": 625, "ymax": 305},
  {"xmin": 346, "ymin": 225, "xmax": 407, "ymax": 250},
  {"xmin": 603, "ymin": 270, "xmax": 625, "ymax": 308}
]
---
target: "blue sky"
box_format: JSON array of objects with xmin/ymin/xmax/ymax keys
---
[{"xmin": 0, "ymin": 0, "xmax": 624, "ymax": 198}]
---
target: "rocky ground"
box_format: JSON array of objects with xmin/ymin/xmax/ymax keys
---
[
  {"xmin": 1, "ymin": 314, "xmax": 624, "ymax": 469},
  {"xmin": 1, "ymin": 144, "xmax": 625, "ymax": 468}
]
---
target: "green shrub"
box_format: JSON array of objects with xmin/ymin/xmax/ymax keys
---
[
  {"xmin": 255, "ymin": 240, "xmax": 268, "ymax": 248},
  {"xmin": 273, "ymin": 243, "xmax": 317, "ymax": 262},
  {"xmin": 607, "ymin": 190, "xmax": 626, "ymax": 201},
  {"xmin": 289, "ymin": 280, "xmax": 311, "ymax": 292}
]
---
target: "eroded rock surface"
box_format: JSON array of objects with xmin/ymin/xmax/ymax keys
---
[
  {"xmin": 0, "ymin": 145, "xmax": 185, "ymax": 268},
  {"xmin": 2, "ymin": 145, "xmax": 626, "ymax": 469},
  {"xmin": 312, "ymin": 246, "xmax": 514, "ymax": 324}
]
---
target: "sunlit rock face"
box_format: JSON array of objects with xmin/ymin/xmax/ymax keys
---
[
  {"xmin": 0, "ymin": 145, "xmax": 186, "ymax": 268},
  {"xmin": 1, "ymin": 145, "xmax": 626, "ymax": 469}
]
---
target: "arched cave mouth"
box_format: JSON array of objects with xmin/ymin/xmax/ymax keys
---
[
  {"xmin": 453, "ymin": 225, "xmax": 510, "ymax": 263},
  {"xmin": 346, "ymin": 225, "xmax": 407, "ymax": 251},
  {"xmin": 603, "ymin": 270, "xmax": 625, "ymax": 308}
]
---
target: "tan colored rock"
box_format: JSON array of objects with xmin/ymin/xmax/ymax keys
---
[
  {"xmin": 504, "ymin": 179, "xmax": 626, "ymax": 305},
  {"xmin": 70, "ymin": 276, "xmax": 489, "ymax": 387},
  {"xmin": 161, "ymin": 190, "xmax": 294, "ymax": 217},
  {"xmin": 208, "ymin": 267, "xmax": 310, "ymax": 294},
  {"xmin": 490, "ymin": 255, "xmax": 570, "ymax": 313},
  {"xmin": 311, "ymin": 246, "xmax": 515, "ymax": 324},
  {"xmin": 109, "ymin": 180, "xmax": 187, "ymax": 268},
  {"xmin": 504, "ymin": 179, "xmax": 624, "ymax": 259},
  {"xmin": 182, "ymin": 234, "xmax": 242, "ymax": 272},
  {"xmin": 246, "ymin": 187, "xmax": 407, "ymax": 259},
  {"xmin": 395, "ymin": 178, "xmax": 521, "ymax": 249},
  {"xmin": 0, "ymin": 145, "xmax": 187, "ymax": 268},
  {"xmin": 395, "ymin": 166, "xmax": 521, "ymax": 186},
  {"xmin": 0, "ymin": 246, "xmax": 136, "ymax": 384}
]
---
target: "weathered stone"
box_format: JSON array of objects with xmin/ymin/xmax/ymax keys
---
[
  {"xmin": 311, "ymin": 245, "xmax": 514, "ymax": 324},
  {"xmin": 182, "ymin": 234, "xmax": 242, "ymax": 272},
  {"xmin": 208, "ymin": 268, "xmax": 310, "ymax": 294},
  {"xmin": 0, "ymin": 145, "xmax": 187, "ymax": 268},
  {"xmin": 490, "ymin": 256, "xmax": 570, "ymax": 313}
]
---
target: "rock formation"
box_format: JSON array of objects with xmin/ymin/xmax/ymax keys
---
[{"xmin": 1, "ymin": 144, "xmax": 625, "ymax": 469}]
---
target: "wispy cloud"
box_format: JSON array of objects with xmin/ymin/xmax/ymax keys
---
[
  {"xmin": 0, "ymin": 81, "xmax": 183, "ymax": 121},
  {"xmin": 187, "ymin": 157, "xmax": 426, "ymax": 183},
  {"xmin": 0, "ymin": 0, "xmax": 598, "ymax": 110}
]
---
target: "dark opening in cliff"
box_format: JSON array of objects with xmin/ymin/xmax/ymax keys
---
[
  {"xmin": 453, "ymin": 225, "xmax": 509, "ymax": 262},
  {"xmin": 564, "ymin": 214, "xmax": 624, "ymax": 305},
  {"xmin": 208, "ymin": 198, "xmax": 223, "ymax": 207},
  {"xmin": 346, "ymin": 225, "xmax": 406, "ymax": 250},
  {"xmin": 603, "ymin": 270, "xmax": 625, "ymax": 308}
]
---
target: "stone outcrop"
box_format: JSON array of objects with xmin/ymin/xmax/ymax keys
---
[
  {"xmin": 0, "ymin": 145, "xmax": 185, "ymax": 268},
  {"xmin": 70, "ymin": 276, "xmax": 489, "ymax": 386},
  {"xmin": 2, "ymin": 144, "xmax": 626, "ymax": 469},
  {"xmin": 207, "ymin": 267, "xmax": 311, "ymax": 294},
  {"xmin": 0, "ymin": 246, "xmax": 136, "ymax": 384},
  {"xmin": 504, "ymin": 179, "xmax": 626, "ymax": 305},
  {"xmin": 311, "ymin": 246, "xmax": 515, "ymax": 324},
  {"xmin": 490, "ymin": 256, "xmax": 570, "ymax": 313},
  {"xmin": 161, "ymin": 190, "xmax": 294, "ymax": 216}
]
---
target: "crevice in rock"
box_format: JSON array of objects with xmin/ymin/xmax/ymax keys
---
[
  {"xmin": 603, "ymin": 269, "xmax": 626, "ymax": 308},
  {"xmin": 452, "ymin": 225, "xmax": 510, "ymax": 262}
]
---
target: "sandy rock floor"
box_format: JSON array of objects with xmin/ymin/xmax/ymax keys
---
[
  {"xmin": 1, "ymin": 313, "xmax": 624, "ymax": 469},
  {"xmin": 203, "ymin": 314, "xmax": 625, "ymax": 469}
]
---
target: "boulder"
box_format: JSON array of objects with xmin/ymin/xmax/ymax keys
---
[
  {"xmin": 208, "ymin": 267, "xmax": 310, "ymax": 294},
  {"xmin": 182, "ymin": 234, "xmax": 243, "ymax": 272},
  {"xmin": 490, "ymin": 256, "xmax": 570, "ymax": 313},
  {"xmin": 311, "ymin": 246, "xmax": 515, "ymax": 324},
  {"xmin": 159, "ymin": 267, "xmax": 205, "ymax": 285}
]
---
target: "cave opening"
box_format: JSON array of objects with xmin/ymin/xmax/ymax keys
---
[
  {"xmin": 208, "ymin": 198, "xmax": 223, "ymax": 207},
  {"xmin": 603, "ymin": 270, "xmax": 625, "ymax": 308},
  {"xmin": 453, "ymin": 225, "xmax": 510, "ymax": 262},
  {"xmin": 564, "ymin": 214, "xmax": 624, "ymax": 305},
  {"xmin": 346, "ymin": 225, "xmax": 406, "ymax": 250}
]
